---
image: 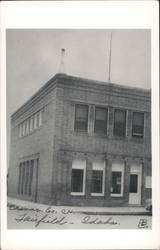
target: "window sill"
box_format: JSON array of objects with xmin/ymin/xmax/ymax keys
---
[
  {"xmin": 91, "ymin": 193, "xmax": 104, "ymax": 196},
  {"xmin": 110, "ymin": 194, "xmax": 123, "ymax": 197},
  {"xmin": 71, "ymin": 192, "xmax": 85, "ymax": 196}
]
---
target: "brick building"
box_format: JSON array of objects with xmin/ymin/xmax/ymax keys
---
[{"xmin": 8, "ymin": 73, "xmax": 151, "ymax": 207}]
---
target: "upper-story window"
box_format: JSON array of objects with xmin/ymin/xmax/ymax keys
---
[
  {"xmin": 132, "ymin": 112, "xmax": 144, "ymax": 138},
  {"xmin": 94, "ymin": 107, "xmax": 108, "ymax": 134},
  {"xmin": 113, "ymin": 109, "xmax": 126, "ymax": 137},
  {"xmin": 19, "ymin": 110, "xmax": 42, "ymax": 138},
  {"xmin": 74, "ymin": 104, "xmax": 88, "ymax": 132}
]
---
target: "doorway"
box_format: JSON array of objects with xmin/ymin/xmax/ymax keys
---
[{"xmin": 129, "ymin": 164, "xmax": 142, "ymax": 205}]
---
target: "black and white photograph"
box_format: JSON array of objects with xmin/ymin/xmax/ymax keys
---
[{"xmin": 6, "ymin": 29, "xmax": 152, "ymax": 229}]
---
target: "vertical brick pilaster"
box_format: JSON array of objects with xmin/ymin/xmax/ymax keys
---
[
  {"xmin": 108, "ymin": 107, "xmax": 114, "ymax": 138},
  {"xmin": 105, "ymin": 157, "xmax": 112, "ymax": 202},
  {"xmin": 58, "ymin": 159, "xmax": 72, "ymax": 204},
  {"xmin": 66, "ymin": 160, "xmax": 72, "ymax": 201},
  {"xmin": 85, "ymin": 159, "xmax": 92, "ymax": 198},
  {"xmin": 124, "ymin": 158, "xmax": 131, "ymax": 204},
  {"xmin": 88, "ymin": 105, "xmax": 95, "ymax": 135},
  {"xmin": 33, "ymin": 158, "xmax": 39, "ymax": 202},
  {"xmin": 126, "ymin": 110, "xmax": 132, "ymax": 138},
  {"xmin": 141, "ymin": 160, "xmax": 146, "ymax": 206}
]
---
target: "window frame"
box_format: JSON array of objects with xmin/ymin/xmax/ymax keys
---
[
  {"xmin": 91, "ymin": 160, "xmax": 105, "ymax": 196},
  {"xmin": 74, "ymin": 104, "xmax": 89, "ymax": 133},
  {"xmin": 18, "ymin": 109, "xmax": 43, "ymax": 138},
  {"xmin": 19, "ymin": 124, "xmax": 23, "ymax": 138},
  {"xmin": 132, "ymin": 111, "xmax": 144, "ymax": 138},
  {"xmin": 94, "ymin": 106, "xmax": 108, "ymax": 135},
  {"xmin": 111, "ymin": 162, "xmax": 124, "ymax": 197},
  {"xmin": 113, "ymin": 108, "xmax": 127, "ymax": 137},
  {"xmin": 71, "ymin": 160, "xmax": 86, "ymax": 196}
]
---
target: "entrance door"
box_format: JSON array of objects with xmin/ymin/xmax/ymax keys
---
[{"xmin": 129, "ymin": 164, "xmax": 142, "ymax": 205}]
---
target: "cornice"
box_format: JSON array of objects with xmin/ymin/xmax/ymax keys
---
[{"xmin": 11, "ymin": 73, "xmax": 151, "ymax": 122}]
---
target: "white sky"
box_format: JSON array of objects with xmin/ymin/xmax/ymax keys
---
[
  {"xmin": 7, "ymin": 29, "xmax": 151, "ymax": 117},
  {"xmin": 6, "ymin": 29, "xmax": 151, "ymax": 166}
]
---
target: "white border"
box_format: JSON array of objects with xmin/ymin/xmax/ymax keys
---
[{"xmin": 0, "ymin": 1, "xmax": 159, "ymax": 250}]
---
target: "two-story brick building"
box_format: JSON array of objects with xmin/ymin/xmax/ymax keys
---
[{"xmin": 8, "ymin": 73, "xmax": 151, "ymax": 207}]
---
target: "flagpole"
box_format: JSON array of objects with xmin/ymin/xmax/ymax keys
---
[{"xmin": 108, "ymin": 32, "xmax": 112, "ymax": 83}]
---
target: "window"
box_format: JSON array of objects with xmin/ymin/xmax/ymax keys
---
[
  {"xmin": 19, "ymin": 124, "xmax": 22, "ymax": 137},
  {"xmin": 74, "ymin": 104, "xmax": 88, "ymax": 132},
  {"xmin": 94, "ymin": 107, "xmax": 108, "ymax": 134},
  {"xmin": 91, "ymin": 160, "xmax": 105, "ymax": 196},
  {"xmin": 26, "ymin": 120, "xmax": 29, "ymax": 135},
  {"xmin": 145, "ymin": 176, "xmax": 151, "ymax": 188},
  {"xmin": 18, "ymin": 110, "xmax": 43, "ymax": 137},
  {"xmin": 30, "ymin": 116, "xmax": 34, "ymax": 132},
  {"xmin": 71, "ymin": 160, "xmax": 86, "ymax": 195},
  {"xmin": 34, "ymin": 113, "xmax": 38, "ymax": 129},
  {"xmin": 71, "ymin": 169, "xmax": 83, "ymax": 192},
  {"xmin": 22, "ymin": 122, "xmax": 26, "ymax": 137},
  {"xmin": 132, "ymin": 112, "xmax": 144, "ymax": 137},
  {"xmin": 114, "ymin": 109, "xmax": 126, "ymax": 137},
  {"xmin": 18, "ymin": 159, "xmax": 36, "ymax": 196},
  {"xmin": 111, "ymin": 162, "xmax": 124, "ymax": 197}
]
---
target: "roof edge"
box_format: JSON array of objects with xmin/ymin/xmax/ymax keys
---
[{"xmin": 11, "ymin": 73, "xmax": 151, "ymax": 120}]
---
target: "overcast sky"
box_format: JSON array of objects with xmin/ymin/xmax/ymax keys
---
[
  {"xmin": 7, "ymin": 29, "xmax": 151, "ymax": 116},
  {"xmin": 6, "ymin": 29, "xmax": 151, "ymax": 166}
]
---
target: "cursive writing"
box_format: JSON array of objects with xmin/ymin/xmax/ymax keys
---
[
  {"xmin": 7, "ymin": 203, "xmax": 42, "ymax": 213},
  {"xmin": 15, "ymin": 212, "xmax": 67, "ymax": 227},
  {"xmin": 61, "ymin": 208, "xmax": 75, "ymax": 214},
  {"xmin": 81, "ymin": 215, "xmax": 119, "ymax": 225}
]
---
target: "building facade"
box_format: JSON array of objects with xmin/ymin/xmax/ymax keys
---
[{"xmin": 8, "ymin": 74, "xmax": 151, "ymax": 207}]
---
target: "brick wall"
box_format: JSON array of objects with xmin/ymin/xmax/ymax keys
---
[
  {"xmin": 8, "ymin": 88, "xmax": 57, "ymax": 204},
  {"xmin": 52, "ymin": 75, "xmax": 151, "ymax": 206},
  {"xmin": 8, "ymin": 74, "xmax": 151, "ymax": 206}
]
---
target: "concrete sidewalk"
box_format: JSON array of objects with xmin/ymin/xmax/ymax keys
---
[{"xmin": 7, "ymin": 197, "xmax": 150, "ymax": 216}]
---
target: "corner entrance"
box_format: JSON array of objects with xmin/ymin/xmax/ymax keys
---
[{"xmin": 129, "ymin": 164, "xmax": 142, "ymax": 205}]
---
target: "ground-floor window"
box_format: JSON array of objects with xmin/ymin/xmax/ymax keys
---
[
  {"xmin": 71, "ymin": 160, "xmax": 86, "ymax": 195},
  {"xmin": 18, "ymin": 159, "xmax": 37, "ymax": 196},
  {"xmin": 91, "ymin": 160, "xmax": 105, "ymax": 196},
  {"xmin": 111, "ymin": 162, "xmax": 124, "ymax": 197}
]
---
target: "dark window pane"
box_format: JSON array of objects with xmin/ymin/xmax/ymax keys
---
[
  {"xmin": 71, "ymin": 169, "xmax": 84, "ymax": 192},
  {"xmin": 24, "ymin": 161, "xmax": 30, "ymax": 195},
  {"xmin": 75, "ymin": 104, "xmax": 88, "ymax": 132},
  {"xmin": 91, "ymin": 170, "xmax": 103, "ymax": 193},
  {"xmin": 94, "ymin": 107, "xmax": 107, "ymax": 134},
  {"xmin": 114, "ymin": 109, "xmax": 126, "ymax": 136},
  {"xmin": 37, "ymin": 112, "xmax": 40, "ymax": 127},
  {"xmin": 111, "ymin": 171, "xmax": 122, "ymax": 194},
  {"xmin": 18, "ymin": 163, "xmax": 22, "ymax": 194},
  {"xmin": 130, "ymin": 174, "xmax": 138, "ymax": 193},
  {"xmin": 29, "ymin": 160, "xmax": 34, "ymax": 196},
  {"xmin": 133, "ymin": 112, "xmax": 144, "ymax": 125},
  {"xmin": 132, "ymin": 112, "xmax": 144, "ymax": 137},
  {"xmin": 21, "ymin": 163, "xmax": 25, "ymax": 195}
]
